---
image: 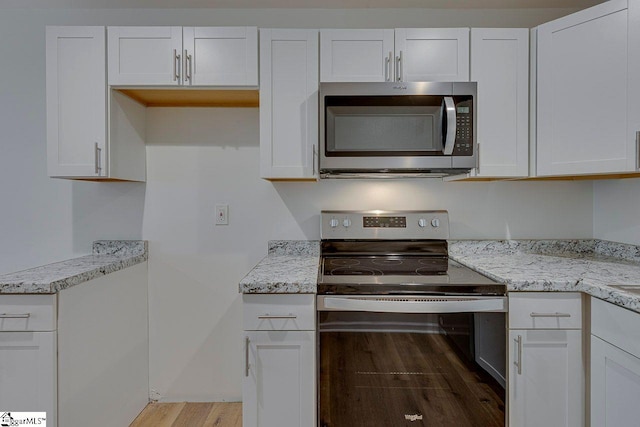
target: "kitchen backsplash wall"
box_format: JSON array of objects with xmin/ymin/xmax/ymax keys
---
[
  {"xmin": 0, "ymin": 5, "xmax": 622, "ymax": 403},
  {"xmin": 594, "ymin": 179, "xmax": 640, "ymax": 245}
]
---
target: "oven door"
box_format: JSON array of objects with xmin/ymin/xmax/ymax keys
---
[{"xmin": 317, "ymin": 296, "xmax": 506, "ymax": 427}]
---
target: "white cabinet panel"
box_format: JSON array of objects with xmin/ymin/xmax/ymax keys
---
[
  {"xmin": 470, "ymin": 28, "xmax": 529, "ymax": 177},
  {"xmin": 508, "ymin": 292, "xmax": 582, "ymax": 329},
  {"xmin": 242, "ymin": 330, "xmax": 315, "ymax": 427},
  {"xmin": 0, "ymin": 332, "xmax": 57, "ymax": 425},
  {"xmin": 536, "ymin": 0, "xmax": 634, "ymax": 176},
  {"xmin": 243, "ymin": 294, "xmax": 315, "ymax": 331},
  {"xmin": 46, "ymin": 26, "xmax": 106, "ymax": 178},
  {"xmin": 108, "ymin": 26, "xmax": 182, "ymax": 86},
  {"xmin": 260, "ymin": 29, "xmax": 318, "ymax": 180},
  {"xmin": 395, "ymin": 28, "xmax": 469, "ymax": 82},
  {"xmin": 509, "ymin": 329, "xmax": 583, "ymax": 427},
  {"xmin": 320, "ymin": 29, "xmax": 395, "ymax": 82},
  {"xmin": 591, "ymin": 335, "xmax": 640, "ymax": 426},
  {"xmin": 183, "ymin": 27, "xmax": 258, "ymax": 86}
]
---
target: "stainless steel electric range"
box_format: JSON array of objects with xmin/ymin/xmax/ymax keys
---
[{"xmin": 317, "ymin": 210, "xmax": 507, "ymax": 427}]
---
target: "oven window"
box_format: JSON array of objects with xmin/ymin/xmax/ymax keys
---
[
  {"xmin": 318, "ymin": 311, "xmax": 505, "ymax": 426},
  {"xmin": 324, "ymin": 95, "xmax": 445, "ymax": 157}
]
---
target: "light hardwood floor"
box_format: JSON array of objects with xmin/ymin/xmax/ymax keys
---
[{"xmin": 130, "ymin": 402, "xmax": 242, "ymax": 427}]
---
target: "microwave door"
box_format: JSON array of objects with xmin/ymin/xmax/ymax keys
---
[{"xmin": 442, "ymin": 96, "xmax": 457, "ymax": 155}]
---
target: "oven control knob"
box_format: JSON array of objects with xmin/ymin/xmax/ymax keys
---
[
  {"xmin": 431, "ymin": 218, "xmax": 441, "ymax": 228},
  {"xmin": 418, "ymin": 218, "xmax": 428, "ymax": 228},
  {"xmin": 343, "ymin": 218, "xmax": 352, "ymax": 228},
  {"xmin": 329, "ymin": 218, "xmax": 339, "ymax": 228}
]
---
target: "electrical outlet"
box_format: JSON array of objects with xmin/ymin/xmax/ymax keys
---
[{"xmin": 215, "ymin": 204, "xmax": 229, "ymax": 225}]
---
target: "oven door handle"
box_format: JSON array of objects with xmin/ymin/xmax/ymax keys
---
[{"xmin": 319, "ymin": 296, "xmax": 506, "ymax": 313}]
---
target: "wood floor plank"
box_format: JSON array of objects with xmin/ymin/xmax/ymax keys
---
[
  {"xmin": 130, "ymin": 402, "xmax": 186, "ymax": 427},
  {"xmin": 202, "ymin": 402, "xmax": 243, "ymax": 427},
  {"xmin": 174, "ymin": 403, "xmax": 215, "ymax": 427}
]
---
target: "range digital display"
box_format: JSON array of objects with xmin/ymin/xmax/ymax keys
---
[{"xmin": 363, "ymin": 216, "xmax": 407, "ymax": 228}]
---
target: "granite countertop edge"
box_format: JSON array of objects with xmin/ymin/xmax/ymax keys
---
[
  {"xmin": 241, "ymin": 239, "xmax": 640, "ymax": 314},
  {"xmin": 0, "ymin": 240, "xmax": 148, "ymax": 294}
]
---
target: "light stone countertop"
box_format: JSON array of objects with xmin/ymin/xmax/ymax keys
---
[
  {"xmin": 238, "ymin": 241, "xmax": 319, "ymax": 293},
  {"xmin": 0, "ymin": 240, "xmax": 147, "ymax": 294},
  {"xmin": 239, "ymin": 239, "xmax": 640, "ymax": 314},
  {"xmin": 450, "ymin": 240, "xmax": 640, "ymax": 314}
]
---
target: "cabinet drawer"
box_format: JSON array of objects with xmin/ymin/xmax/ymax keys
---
[
  {"xmin": 243, "ymin": 294, "xmax": 315, "ymax": 331},
  {"xmin": 509, "ymin": 292, "xmax": 582, "ymax": 329},
  {"xmin": 0, "ymin": 295, "xmax": 57, "ymax": 331}
]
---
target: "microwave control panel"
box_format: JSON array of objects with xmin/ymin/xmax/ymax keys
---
[{"xmin": 453, "ymin": 97, "xmax": 473, "ymax": 156}]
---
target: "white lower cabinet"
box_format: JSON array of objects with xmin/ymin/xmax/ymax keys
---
[
  {"xmin": 591, "ymin": 296, "xmax": 640, "ymax": 426},
  {"xmin": 0, "ymin": 295, "xmax": 57, "ymax": 424},
  {"xmin": 242, "ymin": 294, "xmax": 316, "ymax": 427},
  {"xmin": 0, "ymin": 263, "xmax": 147, "ymax": 427},
  {"xmin": 508, "ymin": 292, "xmax": 584, "ymax": 427}
]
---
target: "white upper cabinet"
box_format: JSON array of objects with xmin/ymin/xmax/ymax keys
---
[
  {"xmin": 260, "ymin": 29, "xmax": 318, "ymax": 180},
  {"xmin": 108, "ymin": 26, "xmax": 258, "ymax": 87},
  {"xmin": 395, "ymin": 28, "xmax": 469, "ymax": 82},
  {"xmin": 320, "ymin": 29, "xmax": 395, "ymax": 82},
  {"xmin": 535, "ymin": 0, "xmax": 635, "ymax": 176},
  {"xmin": 46, "ymin": 26, "xmax": 107, "ymax": 179},
  {"xmin": 629, "ymin": 0, "xmax": 640, "ymax": 164},
  {"xmin": 469, "ymin": 28, "xmax": 529, "ymax": 177},
  {"xmin": 47, "ymin": 26, "xmax": 146, "ymax": 181},
  {"xmin": 320, "ymin": 28, "xmax": 469, "ymax": 83}
]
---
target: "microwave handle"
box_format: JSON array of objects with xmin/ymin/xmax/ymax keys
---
[{"xmin": 442, "ymin": 96, "xmax": 457, "ymax": 155}]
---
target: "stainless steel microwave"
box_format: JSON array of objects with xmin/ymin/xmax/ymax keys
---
[{"xmin": 319, "ymin": 81, "xmax": 477, "ymax": 178}]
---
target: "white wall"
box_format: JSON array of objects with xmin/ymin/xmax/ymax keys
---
[
  {"xmin": 0, "ymin": 6, "xmax": 598, "ymax": 402},
  {"xmin": 593, "ymin": 179, "xmax": 640, "ymax": 245}
]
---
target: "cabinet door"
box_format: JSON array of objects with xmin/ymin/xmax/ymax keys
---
[
  {"xmin": 536, "ymin": 0, "xmax": 633, "ymax": 176},
  {"xmin": 470, "ymin": 28, "xmax": 529, "ymax": 177},
  {"xmin": 509, "ymin": 329, "xmax": 583, "ymax": 427},
  {"xmin": 242, "ymin": 331, "xmax": 315, "ymax": 427},
  {"xmin": 108, "ymin": 26, "xmax": 182, "ymax": 86},
  {"xmin": 46, "ymin": 26, "xmax": 106, "ymax": 178},
  {"xmin": 260, "ymin": 29, "xmax": 318, "ymax": 180},
  {"xmin": 0, "ymin": 332, "xmax": 56, "ymax": 426},
  {"xmin": 629, "ymin": 0, "xmax": 640, "ymax": 160},
  {"xmin": 395, "ymin": 28, "xmax": 469, "ymax": 82},
  {"xmin": 591, "ymin": 335, "xmax": 640, "ymax": 426},
  {"xmin": 320, "ymin": 29, "xmax": 395, "ymax": 82},
  {"xmin": 182, "ymin": 27, "xmax": 258, "ymax": 86}
]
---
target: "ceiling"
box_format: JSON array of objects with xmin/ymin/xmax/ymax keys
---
[{"xmin": 0, "ymin": 0, "xmax": 605, "ymax": 9}]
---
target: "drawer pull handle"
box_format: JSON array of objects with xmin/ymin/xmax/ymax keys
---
[
  {"xmin": 245, "ymin": 336, "xmax": 250, "ymax": 377},
  {"xmin": 258, "ymin": 314, "xmax": 297, "ymax": 319},
  {"xmin": 0, "ymin": 313, "xmax": 31, "ymax": 319},
  {"xmin": 530, "ymin": 312, "xmax": 571, "ymax": 318},
  {"xmin": 514, "ymin": 335, "xmax": 522, "ymax": 375}
]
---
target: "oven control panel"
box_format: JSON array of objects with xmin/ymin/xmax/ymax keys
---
[{"xmin": 321, "ymin": 210, "xmax": 450, "ymax": 240}]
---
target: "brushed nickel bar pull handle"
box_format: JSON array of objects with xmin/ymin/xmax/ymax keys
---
[
  {"xmin": 257, "ymin": 314, "xmax": 297, "ymax": 319},
  {"xmin": 398, "ymin": 50, "xmax": 403, "ymax": 82},
  {"xmin": 312, "ymin": 144, "xmax": 317, "ymax": 176},
  {"xmin": 636, "ymin": 130, "xmax": 640, "ymax": 170},
  {"xmin": 245, "ymin": 336, "xmax": 250, "ymax": 377},
  {"xmin": 94, "ymin": 142, "xmax": 102, "ymax": 175},
  {"xmin": 184, "ymin": 50, "xmax": 192, "ymax": 82},
  {"xmin": 188, "ymin": 53, "xmax": 192, "ymax": 82},
  {"xmin": 385, "ymin": 51, "xmax": 392, "ymax": 81},
  {"xmin": 395, "ymin": 53, "xmax": 401, "ymax": 82},
  {"xmin": 173, "ymin": 49, "xmax": 178, "ymax": 81},
  {"xmin": 0, "ymin": 313, "xmax": 31, "ymax": 319},
  {"xmin": 530, "ymin": 312, "xmax": 571, "ymax": 318},
  {"xmin": 174, "ymin": 49, "xmax": 181, "ymax": 81},
  {"xmin": 514, "ymin": 335, "xmax": 522, "ymax": 375}
]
